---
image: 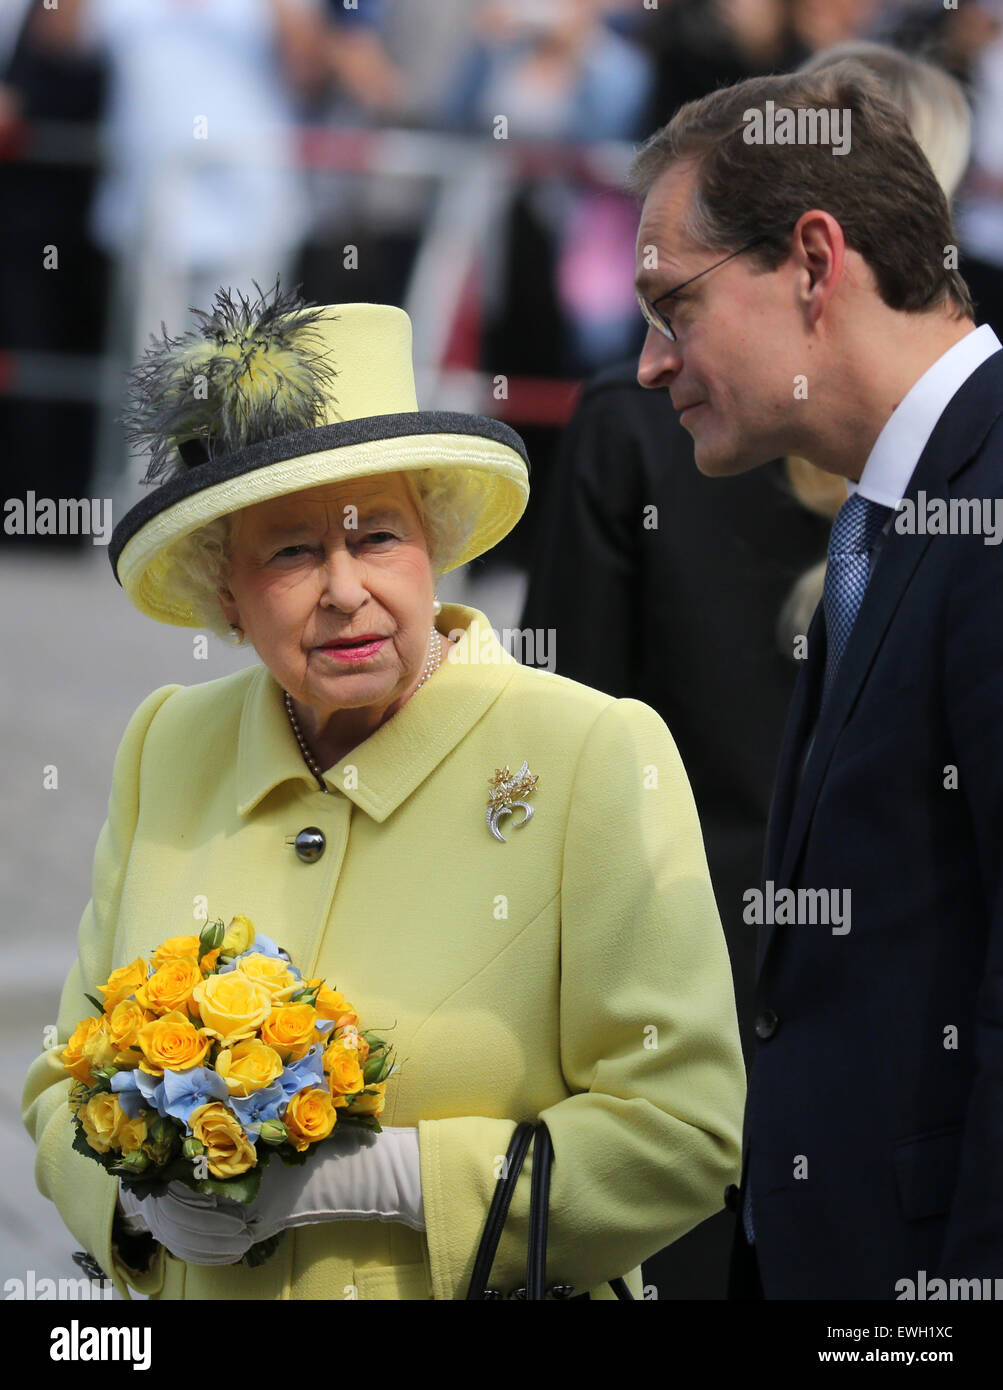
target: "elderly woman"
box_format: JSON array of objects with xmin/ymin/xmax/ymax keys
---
[{"xmin": 22, "ymin": 285, "xmax": 745, "ymax": 1300}]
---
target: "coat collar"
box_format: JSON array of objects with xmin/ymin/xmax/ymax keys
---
[{"xmin": 236, "ymin": 603, "xmax": 519, "ymax": 821}]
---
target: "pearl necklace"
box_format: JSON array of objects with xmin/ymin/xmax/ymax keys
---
[{"xmin": 284, "ymin": 627, "xmax": 444, "ymax": 793}]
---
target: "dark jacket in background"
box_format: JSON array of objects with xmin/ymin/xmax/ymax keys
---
[{"xmin": 520, "ymin": 359, "xmax": 830, "ymax": 1296}]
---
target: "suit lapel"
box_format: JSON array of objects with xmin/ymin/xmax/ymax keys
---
[
  {"xmin": 758, "ymin": 349, "xmax": 1003, "ymax": 978},
  {"xmin": 756, "ymin": 604, "xmax": 825, "ymax": 975}
]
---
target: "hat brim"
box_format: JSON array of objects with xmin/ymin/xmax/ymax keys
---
[{"xmin": 110, "ymin": 411, "xmax": 530, "ymax": 628}]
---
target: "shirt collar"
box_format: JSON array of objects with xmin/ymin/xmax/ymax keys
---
[
  {"xmin": 236, "ymin": 602, "xmax": 519, "ymax": 821},
  {"xmin": 847, "ymin": 322, "xmax": 1003, "ymax": 508}
]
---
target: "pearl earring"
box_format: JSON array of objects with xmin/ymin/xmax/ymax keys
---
[
  {"xmin": 229, "ymin": 624, "xmax": 244, "ymax": 644},
  {"xmin": 433, "ymin": 596, "xmax": 442, "ymax": 616}
]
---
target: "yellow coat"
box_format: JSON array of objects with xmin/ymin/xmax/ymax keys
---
[{"xmin": 22, "ymin": 602, "xmax": 745, "ymax": 1300}]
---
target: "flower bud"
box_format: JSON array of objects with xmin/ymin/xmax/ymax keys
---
[
  {"xmin": 258, "ymin": 1120, "xmax": 287, "ymax": 1146},
  {"xmin": 199, "ymin": 918, "xmax": 227, "ymax": 956},
  {"xmin": 182, "ymin": 1136, "xmax": 206, "ymax": 1159},
  {"xmin": 114, "ymin": 1149, "xmax": 150, "ymax": 1174},
  {"xmin": 363, "ymin": 1053, "xmax": 391, "ymax": 1084},
  {"xmin": 149, "ymin": 1116, "xmax": 175, "ymax": 1147}
]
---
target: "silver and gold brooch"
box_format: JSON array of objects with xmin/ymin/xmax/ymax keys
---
[{"xmin": 487, "ymin": 761, "xmax": 539, "ymax": 842}]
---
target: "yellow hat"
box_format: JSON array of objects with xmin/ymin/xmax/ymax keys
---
[{"xmin": 108, "ymin": 283, "xmax": 530, "ymax": 628}]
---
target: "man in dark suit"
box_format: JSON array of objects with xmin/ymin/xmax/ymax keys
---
[{"xmin": 630, "ymin": 63, "xmax": 1003, "ymax": 1298}]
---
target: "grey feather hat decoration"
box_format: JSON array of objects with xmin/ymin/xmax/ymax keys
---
[{"xmin": 119, "ymin": 277, "xmax": 339, "ymax": 483}]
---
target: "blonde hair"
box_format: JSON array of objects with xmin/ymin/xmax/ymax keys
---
[{"xmin": 171, "ymin": 469, "xmax": 476, "ymax": 639}]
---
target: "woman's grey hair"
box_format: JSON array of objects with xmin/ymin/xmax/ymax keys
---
[
  {"xmin": 799, "ymin": 40, "xmax": 972, "ymax": 201},
  {"xmin": 170, "ymin": 469, "xmax": 476, "ymax": 639}
]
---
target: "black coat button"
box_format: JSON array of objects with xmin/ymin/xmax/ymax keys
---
[
  {"xmin": 724, "ymin": 1183, "xmax": 740, "ymax": 1212},
  {"xmin": 293, "ymin": 827, "xmax": 326, "ymax": 863},
  {"xmin": 754, "ymin": 1009, "xmax": 779, "ymax": 1040}
]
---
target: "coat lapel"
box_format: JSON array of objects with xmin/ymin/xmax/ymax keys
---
[{"xmin": 758, "ymin": 349, "xmax": 1003, "ymax": 977}]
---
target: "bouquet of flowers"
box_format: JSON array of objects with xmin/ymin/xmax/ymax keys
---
[{"xmin": 60, "ymin": 915, "xmax": 396, "ymax": 1264}]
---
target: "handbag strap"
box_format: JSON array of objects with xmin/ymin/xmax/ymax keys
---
[
  {"xmin": 466, "ymin": 1120, "xmax": 535, "ymax": 1299},
  {"xmin": 466, "ymin": 1118, "xmax": 637, "ymax": 1300},
  {"xmin": 528, "ymin": 1120, "xmax": 636, "ymax": 1301},
  {"xmin": 526, "ymin": 1121, "xmax": 553, "ymax": 1299}
]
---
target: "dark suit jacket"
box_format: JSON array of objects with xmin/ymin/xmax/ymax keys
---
[
  {"xmin": 520, "ymin": 360, "xmax": 830, "ymax": 1295},
  {"xmin": 740, "ymin": 347, "xmax": 1003, "ymax": 1299}
]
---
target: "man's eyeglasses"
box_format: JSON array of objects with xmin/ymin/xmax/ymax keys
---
[{"xmin": 636, "ymin": 237, "xmax": 769, "ymax": 342}]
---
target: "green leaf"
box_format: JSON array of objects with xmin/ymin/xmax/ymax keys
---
[
  {"xmin": 83, "ymin": 993, "xmax": 104, "ymax": 1016},
  {"xmin": 193, "ymin": 1169, "xmax": 262, "ymax": 1204},
  {"xmin": 71, "ymin": 1126, "xmax": 116, "ymax": 1170}
]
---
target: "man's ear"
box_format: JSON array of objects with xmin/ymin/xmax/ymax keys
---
[{"xmin": 791, "ymin": 209, "xmax": 845, "ymax": 327}]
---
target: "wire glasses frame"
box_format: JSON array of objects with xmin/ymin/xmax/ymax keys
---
[{"xmin": 636, "ymin": 236, "xmax": 769, "ymax": 342}]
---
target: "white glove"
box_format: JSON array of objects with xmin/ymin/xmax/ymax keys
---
[
  {"xmin": 116, "ymin": 1126, "xmax": 423, "ymax": 1265},
  {"xmin": 245, "ymin": 1125, "xmax": 425, "ymax": 1242},
  {"xmin": 117, "ymin": 1180, "xmax": 255, "ymax": 1266}
]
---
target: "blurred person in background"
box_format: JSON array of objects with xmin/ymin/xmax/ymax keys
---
[
  {"xmin": 954, "ymin": 1, "xmax": 1003, "ymax": 338},
  {"xmin": 640, "ymin": 0, "xmax": 885, "ymax": 129},
  {"xmin": 32, "ymin": 0, "xmax": 329, "ymax": 498},
  {"xmin": 0, "ymin": 0, "xmax": 108, "ymax": 549},
  {"xmin": 445, "ymin": 0, "xmax": 654, "ymax": 379},
  {"xmin": 520, "ymin": 40, "xmax": 973, "ymax": 1299}
]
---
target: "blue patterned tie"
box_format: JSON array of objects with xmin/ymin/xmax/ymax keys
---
[{"xmin": 821, "ymin": 493, "xmax": 893, "ymax": 703}]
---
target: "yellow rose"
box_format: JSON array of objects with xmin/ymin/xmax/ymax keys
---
[
  {"xmin": 117, "ymin": 1111, "xmax": 150, "ymax": 1155},
  {"xmin": 346, "ymin": 1082, "xmax": 386, "ymax": 1118},
  {"xmin": 97, "ymin": 958, "xmax": 148, "ymax": 1013},
  {"xmin": 137, "ymin": 1011, "xmax": 211, "ymax": 1074},
  {"xmin": 283, "ymin": 1087, "xmax": 337, "ymax": 1151},
  {"xmin": 189, "ymin": 1102, "xmax": 257, "ymax": 1178},
  {"xmin": 220, "ymin": 915, "xmax": 255, "ymax": 956},
  {"xmin": 151, "ymin": 935, "xmax": 222, "ymax": 972},
  {"xmin": 260, "ymin": 1003, "xmax": 319, "ymax": 1062},
  {"xmin": 106, "ymin": 999, "xmax": 152, "ymax": 1067},
  {"xmin": 61, "ymin": 1015, "xmax": 104, "ymax": 1083},
  {"xmin": 81, "ymin": 1017, "xmax": 120, "ymax": 1074},
  {"xmin": 323, "ymin": 1040, "xmax": 365, "ymax": 1098},
  {"xmin": 215, "ymin": 1040, "xmax": 285, "ymax": 1096},
  {"xmin": 233, "ymin": 953, "xmax": 300, "ymax": 1002},
  {"xmin": 191, "ymin": 973, "xmax": 272, "ymax": 1046},
  {"xmin": 307, "ymin": 980, "xmax": 360, "ymax": 1030},
  {"xmin": 134, "ymin": 957, "xmax": 203, "ymax": 1017},
  {"xmin": 80, "ymin": 1092, "xmax": 128, "ymax": 1153}
]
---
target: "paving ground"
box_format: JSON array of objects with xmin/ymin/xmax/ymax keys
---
[{"xmin": 0, "ymin": 538, "xmax": 524, "ymax": 1296}]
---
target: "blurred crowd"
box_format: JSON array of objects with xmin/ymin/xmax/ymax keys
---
[{"xmin": 3, "ymin": 0, "xmax": 1003, "ymax": 552}]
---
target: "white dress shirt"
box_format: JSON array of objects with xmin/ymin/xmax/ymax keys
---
[{"xmin": 847, "ymin": 322, "xmax": 1003, "ymax": 510}]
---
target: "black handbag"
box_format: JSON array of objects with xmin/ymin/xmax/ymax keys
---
[{"xmin": 466, "ymin": 1119, "xmax": 636, "ymax": 1300}]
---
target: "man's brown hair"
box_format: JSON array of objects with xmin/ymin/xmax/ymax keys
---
[{"xmin": 628, "ymin": 64, "xmax": 974, "ymax": 319}]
